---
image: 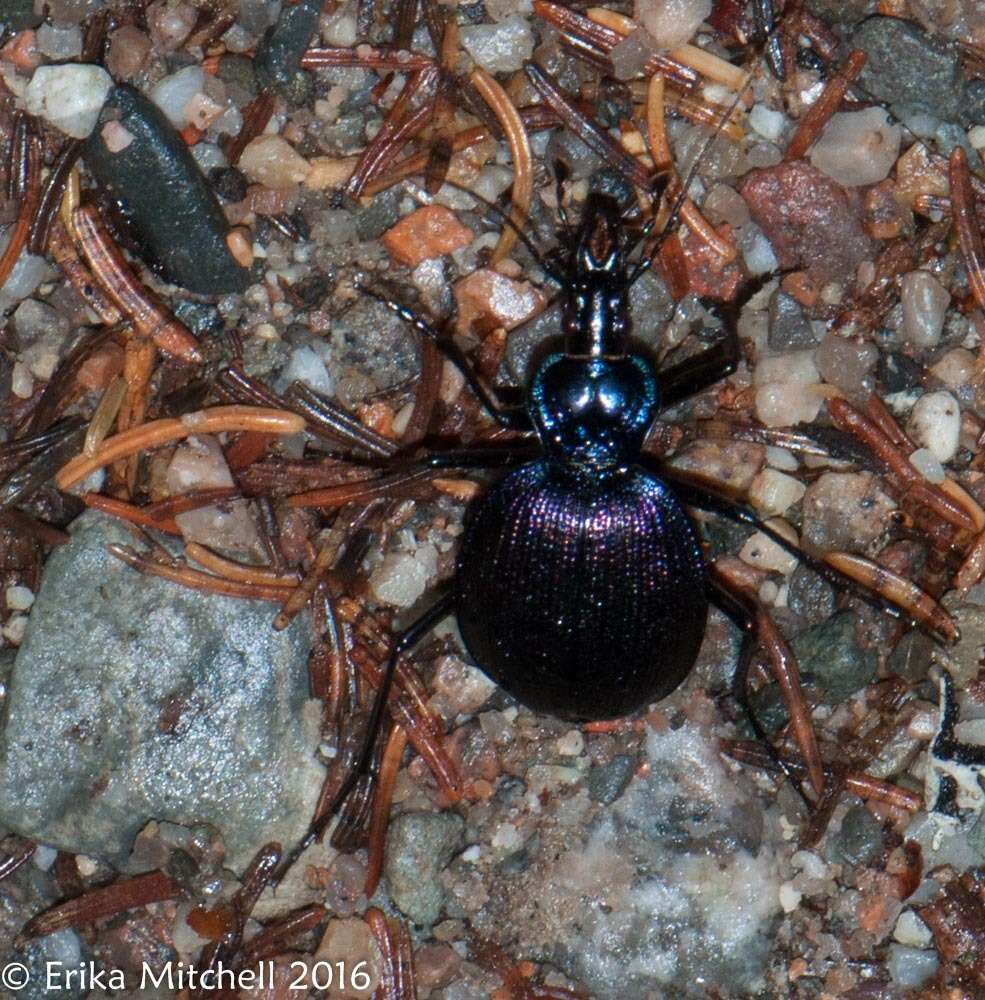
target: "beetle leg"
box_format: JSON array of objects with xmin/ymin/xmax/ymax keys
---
[
  {"xmin": 354, "ymin": 280, "xmax": 533, "ymax": 430},
  {"xmin": 417, "ymin": 443, "xmax": 541, "ymax": 468},
  {"xmin": 708, "ymin": 567, "xmax": 824, "ymax": 797},
  {"xmin": 656, "ymin": 464, "xmax": 958, "ymax": 646},
  {"xmin": 657, "ymin": 330, "xmax": 740, "ymax": 409},
  {"xmin": 275, "ymin": 590, "xmax": 456, "ymax": 882}
]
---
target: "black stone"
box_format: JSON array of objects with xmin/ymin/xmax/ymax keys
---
[
  {"xmin": 586, "ymin": 754, "xmax": 636, "ymax": 805},
  {"xmin": 254, "ymin": 0, "xmax": 320, "ymax": 105},
  {"xmin": 768, "ymin": 290, "xmax": 816, "ymax": 350},
  {"xmin": 84, "ymin": 85, "xmax": 250, "ymax": 296},
  {"xmin": 209, "ymin": 166, "xmax": 250, "ymax": 203},
  {"xmin": 831, "ymin": 804, "xmax": 883, "ymax": 867}
]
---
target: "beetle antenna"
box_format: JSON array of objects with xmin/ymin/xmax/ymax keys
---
[{"xmin": 627, "ymin": 80, "xmax": 748, "ymax": 287}]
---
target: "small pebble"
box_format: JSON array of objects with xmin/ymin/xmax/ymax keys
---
[
  {"xmin": 24, "ymin": 63, "xmax": 113, "ymax": 138},
  {"xmin": 105, "ymin": 25, "xmax": 151, "ymax": 79},
  {"xmin": 808, "ymin": 108, "xmax": 901, "ymax": 187},
  {"xmin": 315, "ymin": 918, "xmax": 381, "ymax": 998},
  {"xmin": 778, "ymin": 882, "xmax": 802, "ymax": 913},
  {"xmin": 900, "ymin": 271, "xmax": 950, "ymax": 347},
  {"xmin": 556, "ymin": 729, "xmax": 585, "ymax": 756},
  {"xmin": 703, "ymin": 183, "xmax": 749, "ymax": 228},
  {"xmin": 610, "ymin": 29, "xmax": 658, "ymax": 81},
  {"xmin": 31, "ymin": 843, "xmax": 56, "ymax": 870},
  {"xmin": 893, "ymin": 910, "xmax": 933, "ymax": 948},
  {"xmin": 239, "ymin": 134, "xmax": 311, "ymax": 188},
  {"xmin": 765, "ymin": 446, "xmax": 798, "ymax": 471},
  {"xmin": 749, "ymin": 105, "xmax": 785, "ymax": 142},
  {"xmin": 5, "ymin": 585, "xmax": 34, "ymax": 611},
  {"xmin": 225, "ymin": 227, "xmax": 254, "ymax": 268},
  {"xmin": 278, "ymin": 346, "xmax": 334, "ymax": 397},
  {"xmin": 635, "ymin": 0, "xmax": 710, "ymax": 49},
  {"xmin": 739, "ymin": 519, "xmax": 799, "ymax": 574},
  {"xmin": 36, "ymin": 22, "xmax": 82, "ymax": 59},
  {"xmin": 146, "ymin": 0, "xmax": 197, "ymax": 52},
  {"xmin": 929, "ymin": 348, "xmax": 976, "ymax": 389},
  {"xmin": 909, "ymin": 448, "xmax": 946, "ymax": 483},
  {"xmin": 370, "ymin": 548, "xmax": 438, "ymax": 608},
  {"xmin": 886, "ymin": 945, "xmax": 938, "ymax": 991},
  {"xmin": 2, "ymin": 614, "xmax": 28, "ymax": 645},
  {"xmin": 166, "ymin": 435, "xmax": 263, "ymax": 557},
  {"xmin": 305, "ymin": 154, "xmax": 358, "ymax": 190},
  {"xmin": 460, "ymin": 15, "xmax": 534, "ymax": 74},
  {"xmin": 754, "ymin": 384, "xmax": 822, "ymax": 427},
  {"xmin": 815, "ymin": 332, "xmax": 877, "ymax": 397},
  {"xmin": 150, "ymin": 65, "xmax": 207, "ymax": 128},
  {"xmin": 908, "ymin": 390, "xmax": 961, "ymax": 463},
  {"xmin": 382, "ymin": 205, "xmax": 474, "ymax": 267},
  {"xmin": 11, "ymin": 362, "xmax": 33, "ymax": 399},
  {"xmin": 748, "ymin": 468, "xmax": 806, "ymax": 517}
]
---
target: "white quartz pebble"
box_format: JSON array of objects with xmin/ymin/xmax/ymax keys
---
[
  {"xmin": 635, "ymin": 0, "xmax": 711, "ymax": 49},
  {"xmin": 908, "ymin": 391, "xmax": 961, "ymax": 463},
  {"xmin": 748, "ymin": 469, "xmax": 806, "ymax": 517},
  {"xmin": 25, "ymin": 64, "xmax": 113, "ymax": 138},
  {"xmin": 808, "ymin": 107, "xmax": 901, "ymax": 187},
  {"xmin": 900, "ymin": 271, "xmax": 950, "ymax": 348}
]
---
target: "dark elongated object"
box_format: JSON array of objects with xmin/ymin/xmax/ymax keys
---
[
  {"xmin": 84, "ymin": 85, "xmax": 250, "ymax": 296},
  {"xmin": 254, "ymin": 0, "xmax": 322, "ymax": 103}
]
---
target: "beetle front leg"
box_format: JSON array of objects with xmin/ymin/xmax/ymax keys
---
[
  {"xmin": 355, "ymin": 280, "xmax": 534, "ymax": 431},
  {"xmin": 657, "ymin": 330, "xmax": 739, "ymax": 410}
]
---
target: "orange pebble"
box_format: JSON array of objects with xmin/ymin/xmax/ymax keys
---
[{"xmin": 382, "ymin": 205, "xmax": 474, "ymax": 267}]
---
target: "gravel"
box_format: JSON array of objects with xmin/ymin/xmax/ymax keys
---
[{"xmin": 4, "ymin": 0, "xmax": 985, "ymax": 995}]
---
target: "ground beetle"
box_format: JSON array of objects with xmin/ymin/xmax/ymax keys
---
[{"xmin": 277, "ymin": 186, "xmax": 810, "ymax": 875}]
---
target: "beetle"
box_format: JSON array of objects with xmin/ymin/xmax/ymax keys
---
[
  {"xmin": 276, "ymin": 182, "xmax": 855, "ymax": 875},
  {"xmin": 275, "ymin": 78, "xmax": 961, "ymax": 882}
]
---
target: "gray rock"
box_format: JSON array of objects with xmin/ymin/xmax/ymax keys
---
[
  {"xmin": 385, "ymin": 811, "xmax": 466, "ymax": 926},
  {"xmin": 768, "ymin": 290, "xmax": 815, "ymax": 351},
  {"xmin": 831, "ymin": 805, "xmax": 883, "ymax": 866},
  {"xmin": 787, "ymin": 564, "xmax": 836, "ymax": 627},
  {"xmin": 0, "ymin": 512, "xmax": 323, "ymax": 872},
  {"xmin": 791, "ymin": 611, "xmax": 878, "ymax": 703},
  {"xmin": 852, "ymin": 17, "xmax": 962, "ymax": 122},
  {"xmin": 585, "ymin": 754, "xmax": 635, "ymax": 805}
]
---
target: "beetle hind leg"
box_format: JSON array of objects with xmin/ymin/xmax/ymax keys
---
[
  {"xmin": 275, "ymin": 590, "xmax": 456, "ymax": 882},
  {"xmin": 709, "ymin": 568, "xmax": 824, "ymax": 798}
]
